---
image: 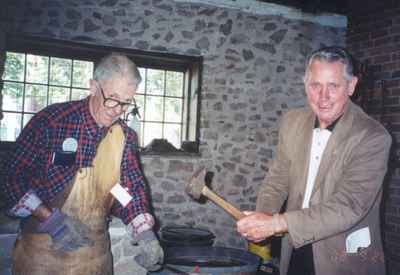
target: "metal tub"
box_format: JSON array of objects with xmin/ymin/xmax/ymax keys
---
[{"xmin": 151, "ymin": 246, "xmax": 260, "ymax": 275}]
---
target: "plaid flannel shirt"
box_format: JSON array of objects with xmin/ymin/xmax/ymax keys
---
[{"xmin": 2, "ymin": 98, "xmax": 154, "ymax": 233}]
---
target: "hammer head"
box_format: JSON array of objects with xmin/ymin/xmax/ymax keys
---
[{"xmin": 186, "ymin": 167, "xmax": 214, "ymax": 200}]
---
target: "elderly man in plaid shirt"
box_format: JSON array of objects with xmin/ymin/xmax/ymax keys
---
[{"xmin": 1, "ymin": 53, "xmax": 163, "ymax": 275}]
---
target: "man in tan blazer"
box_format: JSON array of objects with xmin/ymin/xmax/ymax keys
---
[{"xmin": 237, "ymin": 46, "xmax": 391, "ymax": 275}]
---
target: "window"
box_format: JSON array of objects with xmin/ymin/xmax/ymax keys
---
[
  {"xmin": 0, "ymin": 36, "xmax": 202, "ymax": 153},
  {"xmin": 1, "ymin": 52, "xmax": 93, "ymax": 141},
  {"xmin": 135, "ymin": 68, "xmax": 184, "ymax": 148}
]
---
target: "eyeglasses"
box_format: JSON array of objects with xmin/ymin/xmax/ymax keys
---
[{"xmin": 97, "ymin": 83, "xmax": 138, "ymax": 111}]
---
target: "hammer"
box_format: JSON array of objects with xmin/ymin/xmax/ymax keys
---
[{"xmin": 186, "ymin": 167, "xmax": 245, "ymax": 220}]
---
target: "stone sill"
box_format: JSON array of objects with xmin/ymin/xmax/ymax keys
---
[
  {"xmin": 0, "ymin": 142, "xmax": 15, "ymax": 151},
  {"xmin": 140, "ymin": 151, "xmax": 201, "ymax": 159},
  {"xmin": 0, "ymin": 142, "xmax": 202, "ymax": 159}
]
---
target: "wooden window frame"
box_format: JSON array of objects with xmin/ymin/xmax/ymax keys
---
[{"xmin": 0, "ymin": 35, "xmax": 203, "ymax": 155}]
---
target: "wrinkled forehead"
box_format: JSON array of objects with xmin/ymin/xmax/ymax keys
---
[
  {"xmin": 101, "ymin": 76, "xmax": 138, "ymax": 99},
  {"xmin": 304, "ymin": 60, "xmax": 348, "ymax": 82},
  {"xmin": 100, "ymin": 73, "xmax": 138, "ymax": 91}
]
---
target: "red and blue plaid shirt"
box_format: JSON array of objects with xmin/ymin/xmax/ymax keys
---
[{"xmin": 2, "ymin": 97, "xmax": 152, "ymax": 228}]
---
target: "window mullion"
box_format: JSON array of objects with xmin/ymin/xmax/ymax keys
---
[
  {"xmin": 162, "ymin": 70, "xmax": 166, "ymax": 139},
  {"xmin": 184, "ymin": 68, "xmax": 191, "ymax": 141},
  {"xmin": 46, "ymin": 56, "xmax": 51, "ymax": 107},
  {"xmin": 70, "ymin": 59, "xmax": 74, "ymax": 101},
  {"xmin": 141, "ymin": 68, "xmax": 148, "ymax": 148},
  {"xmin": 181, "ymin": 70, "xmax": 187, "ymax": 143},
  {"xmin": 21, "ymin": 53, "xmax": 27, "ymax": 132},
  {"xmin": 2, "ymin": 38, "xmax": 201, "ymax": 151}
]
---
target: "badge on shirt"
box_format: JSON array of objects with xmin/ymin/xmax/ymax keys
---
[
  {"xmin": 52, "ymin": 137, "xmax": 78, "ymax": 166},
  {"xmin": 110, "ymin": 183, "xmax": 132, "ymax": 207}
]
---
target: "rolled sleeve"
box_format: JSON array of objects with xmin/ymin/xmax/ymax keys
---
[
  {"xmin": 2, "ymin": 111, "xmax": 48, "ymax": 209},
  {"xmin": 2, "ymin": 99, "xmax": 94, "ymax": 213},
  {"xmin": 8, "ymin": 190, "xmax": 43, "ymax": 217}
]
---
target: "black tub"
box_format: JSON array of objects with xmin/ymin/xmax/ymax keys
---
[
  {"xmin": 151, "ymin": 246, "xmax": 261, "ymax": 275},
  {"xmin": 160, "ymin": 225, "xmax": 215, "ymax": 248}
]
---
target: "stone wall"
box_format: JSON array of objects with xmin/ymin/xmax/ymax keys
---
[{"xmin": 1, "ymin": 0, "xmax": 345, "ymax": 271}]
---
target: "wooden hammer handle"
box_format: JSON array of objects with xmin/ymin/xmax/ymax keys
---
[{"xmin": 202, "ymin": 185, "xmax": 245, "ymax": 220}]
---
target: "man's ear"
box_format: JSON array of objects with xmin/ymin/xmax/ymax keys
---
[
  {"xmin": 89, "ymin": 79, "xmax": 97, "ymax": 96},
  {"xmin": 348, "ymin": 76, "xmax": 358, "ymax": 96}
]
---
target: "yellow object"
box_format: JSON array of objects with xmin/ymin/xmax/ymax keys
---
[{"xmin": 248, "ymin": 241, "xmax": 272, "ymax": 261}]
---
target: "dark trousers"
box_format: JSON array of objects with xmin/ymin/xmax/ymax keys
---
[{"xmin": 287, "ymin": 244, "xmax": 315, "ymax": 275}]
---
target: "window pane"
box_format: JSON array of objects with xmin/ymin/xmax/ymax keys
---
[
  {"xmin": 1, "ymin": 47, "xmax": 194, "ymax": 146},
  {"xmin": 135, "ymin": 94, "xmax": 144, "ymax": 118},
  {"xmin": 23, "ymin": 113, "xmax": 34, "ymax": 128},
  {"xmin": 126, "ymin": 115, "xmax": 142, "ymax": 144},
  {"xmin": 3, "ymin": 52, "xmax": 25, "ymax": 81},
  {"xmin": 165, "ymin": 98, "xmax": 182, "ymax": 123},
  {"xmin": 143, "ymin": 122, "xmax": 162, "ymax": 147},
  {"xmin": 138, "ymin": 123, "xmax": 144, "ymax": 147},
  {"xmin": 50, "ymin": 57, "xmax": 72, "ymax": 86},
  {"xmin": 49, "ymin": 86, "xmax": 70, "ymax": 105},
  {"xmin": 164, "ymin": 123, "xmax": 181, "ymax": 149},
  {"xmin": 145, "ymin": 96, "xmax": 164, "ymax": 121},
  {"xmin": 73, "ymin": 60, "xmax": 93, "ymax": 88},
  {"xmin": 0, "ymin": 112, "xmax": 22, "ymax": 141},
  {"xmin": 25, "ymin": 84, "xmax": 47, "ymax": 112},
  {"xmin": 146, "ymin": 69, "xmax": 164, "ymax": 95},
  {"xmin": 2, "ymin": 82, "xmax": 24, "ymax": 111},
  {"xmin": 166, "ymin": 71, "xmax": 184, "ymax": 97},
  {"xmin": 26, "ymin": 54, "xmax": 49, "ymax": 84},
  {"xmin": 137, "ymin": 68, "xmax": 146, "ymax": 94},
  {"xmin": 71, "ymin": 88, "xmax": 90, "ymax": 100}
]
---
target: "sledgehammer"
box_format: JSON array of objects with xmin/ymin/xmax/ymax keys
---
[{"xmin": 186, "ymin": 167, "xmax": 245, "ymax": 220}]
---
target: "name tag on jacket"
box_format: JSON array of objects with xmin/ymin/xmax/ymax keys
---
[{"xmin": 346, "ymin": 227, "xmax": 371, "ymax": 253}]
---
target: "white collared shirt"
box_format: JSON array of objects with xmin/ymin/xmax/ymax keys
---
[{"xmin": 302, "ymin": 127, "xmax": 332, "ymax": 209}]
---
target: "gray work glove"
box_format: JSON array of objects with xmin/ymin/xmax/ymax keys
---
[
  {"xmin": 38, "ymin": 208, "xmax": 94, "ymax": 252},
  {"xmin": 133, "ymin": 230, "xmax": 164, "ymax": 271}
]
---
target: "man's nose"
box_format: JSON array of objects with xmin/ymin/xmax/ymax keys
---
[{"xmin": 320, "ymin": 86, "xmax": 330, "ymax": 101}]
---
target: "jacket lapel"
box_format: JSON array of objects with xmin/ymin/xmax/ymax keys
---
[
  {"xmin": 294, "ymin": 109, "xmax": 315, "ymax": 204},
  {"xmin": 310, "ymin": 102, "xmax": 355, "ymax": 201}
]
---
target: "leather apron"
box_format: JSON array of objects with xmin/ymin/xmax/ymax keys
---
[{"xmin": 12, "ymin": 124, "xmax": 125, "ymax": 275}]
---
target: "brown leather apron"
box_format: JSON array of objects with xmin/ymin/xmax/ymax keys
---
[{"xmin": 12, "ymin": 124, "xmax": 125, "ymax": 275}]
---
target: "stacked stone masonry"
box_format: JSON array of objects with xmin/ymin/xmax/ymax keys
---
[{"xmin": 1, "ymin": 0, "xmax": 345, "ymax": 271}]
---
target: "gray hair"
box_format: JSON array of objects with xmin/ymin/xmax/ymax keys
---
[
  {"xmin": 305, "ymin": 46, "xmax": 355, "ymax": 82},
  {"xmin": 93, "ymin": 53, "xmax": 142, "ymax": 88}
]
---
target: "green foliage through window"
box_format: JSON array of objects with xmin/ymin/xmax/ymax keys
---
[
  {"xmin": 1, "ymin": 52, "xmax": 93, "ymax": 141},
  {"xmin": 1, "ymin": 52, "xmax": 186, "ymax": 150},
  {"xmin": 127, "ymin": 68, "xmax": 184, "ymax": 149}
]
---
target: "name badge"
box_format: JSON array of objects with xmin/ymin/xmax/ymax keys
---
[
  {"xmin": 346, "ymin": 227, "xmax": 371, "ymax": 253},
  {"xmin": 110, "ymin": 183, "xmax": 132, "ymax": 207}
]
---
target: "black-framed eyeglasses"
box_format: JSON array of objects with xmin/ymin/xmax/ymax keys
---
[{"xmin": 97, "ymin": 83, "xmax": 138, "ymax": 111}]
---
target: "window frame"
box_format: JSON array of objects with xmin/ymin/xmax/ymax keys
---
[{"xmin": 0, "ymin": 35, "xmax": 203, "ymax": 155}]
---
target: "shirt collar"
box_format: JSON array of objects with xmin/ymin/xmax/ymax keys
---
[
  {"xmin": 314, "ymin": 116, "xmax": 341, "ymax": 132},
  {"xmin": 81, "ymin": 97, "xmax": 108, "ymax": 138}
]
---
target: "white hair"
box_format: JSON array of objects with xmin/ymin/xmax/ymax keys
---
[
  {"xmin": 94, "ymin": 53, "xmax": 142, "ymax": 88},
  {"xmin": 304, "ymin": 46, "xmax": 355, "ymax": 82}
]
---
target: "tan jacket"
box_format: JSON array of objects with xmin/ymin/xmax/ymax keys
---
[{"xmin": 256, "ymin": 101, "xmax": 391, "ymax": 275}]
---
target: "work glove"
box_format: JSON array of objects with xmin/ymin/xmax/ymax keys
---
[
  {"xmin": 133, "ymin": 230, "xmax": 164, "ymax": 271},
  {"xmin": 38, "ymin": 208, "xmax": 94, "ymax": 252}
]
